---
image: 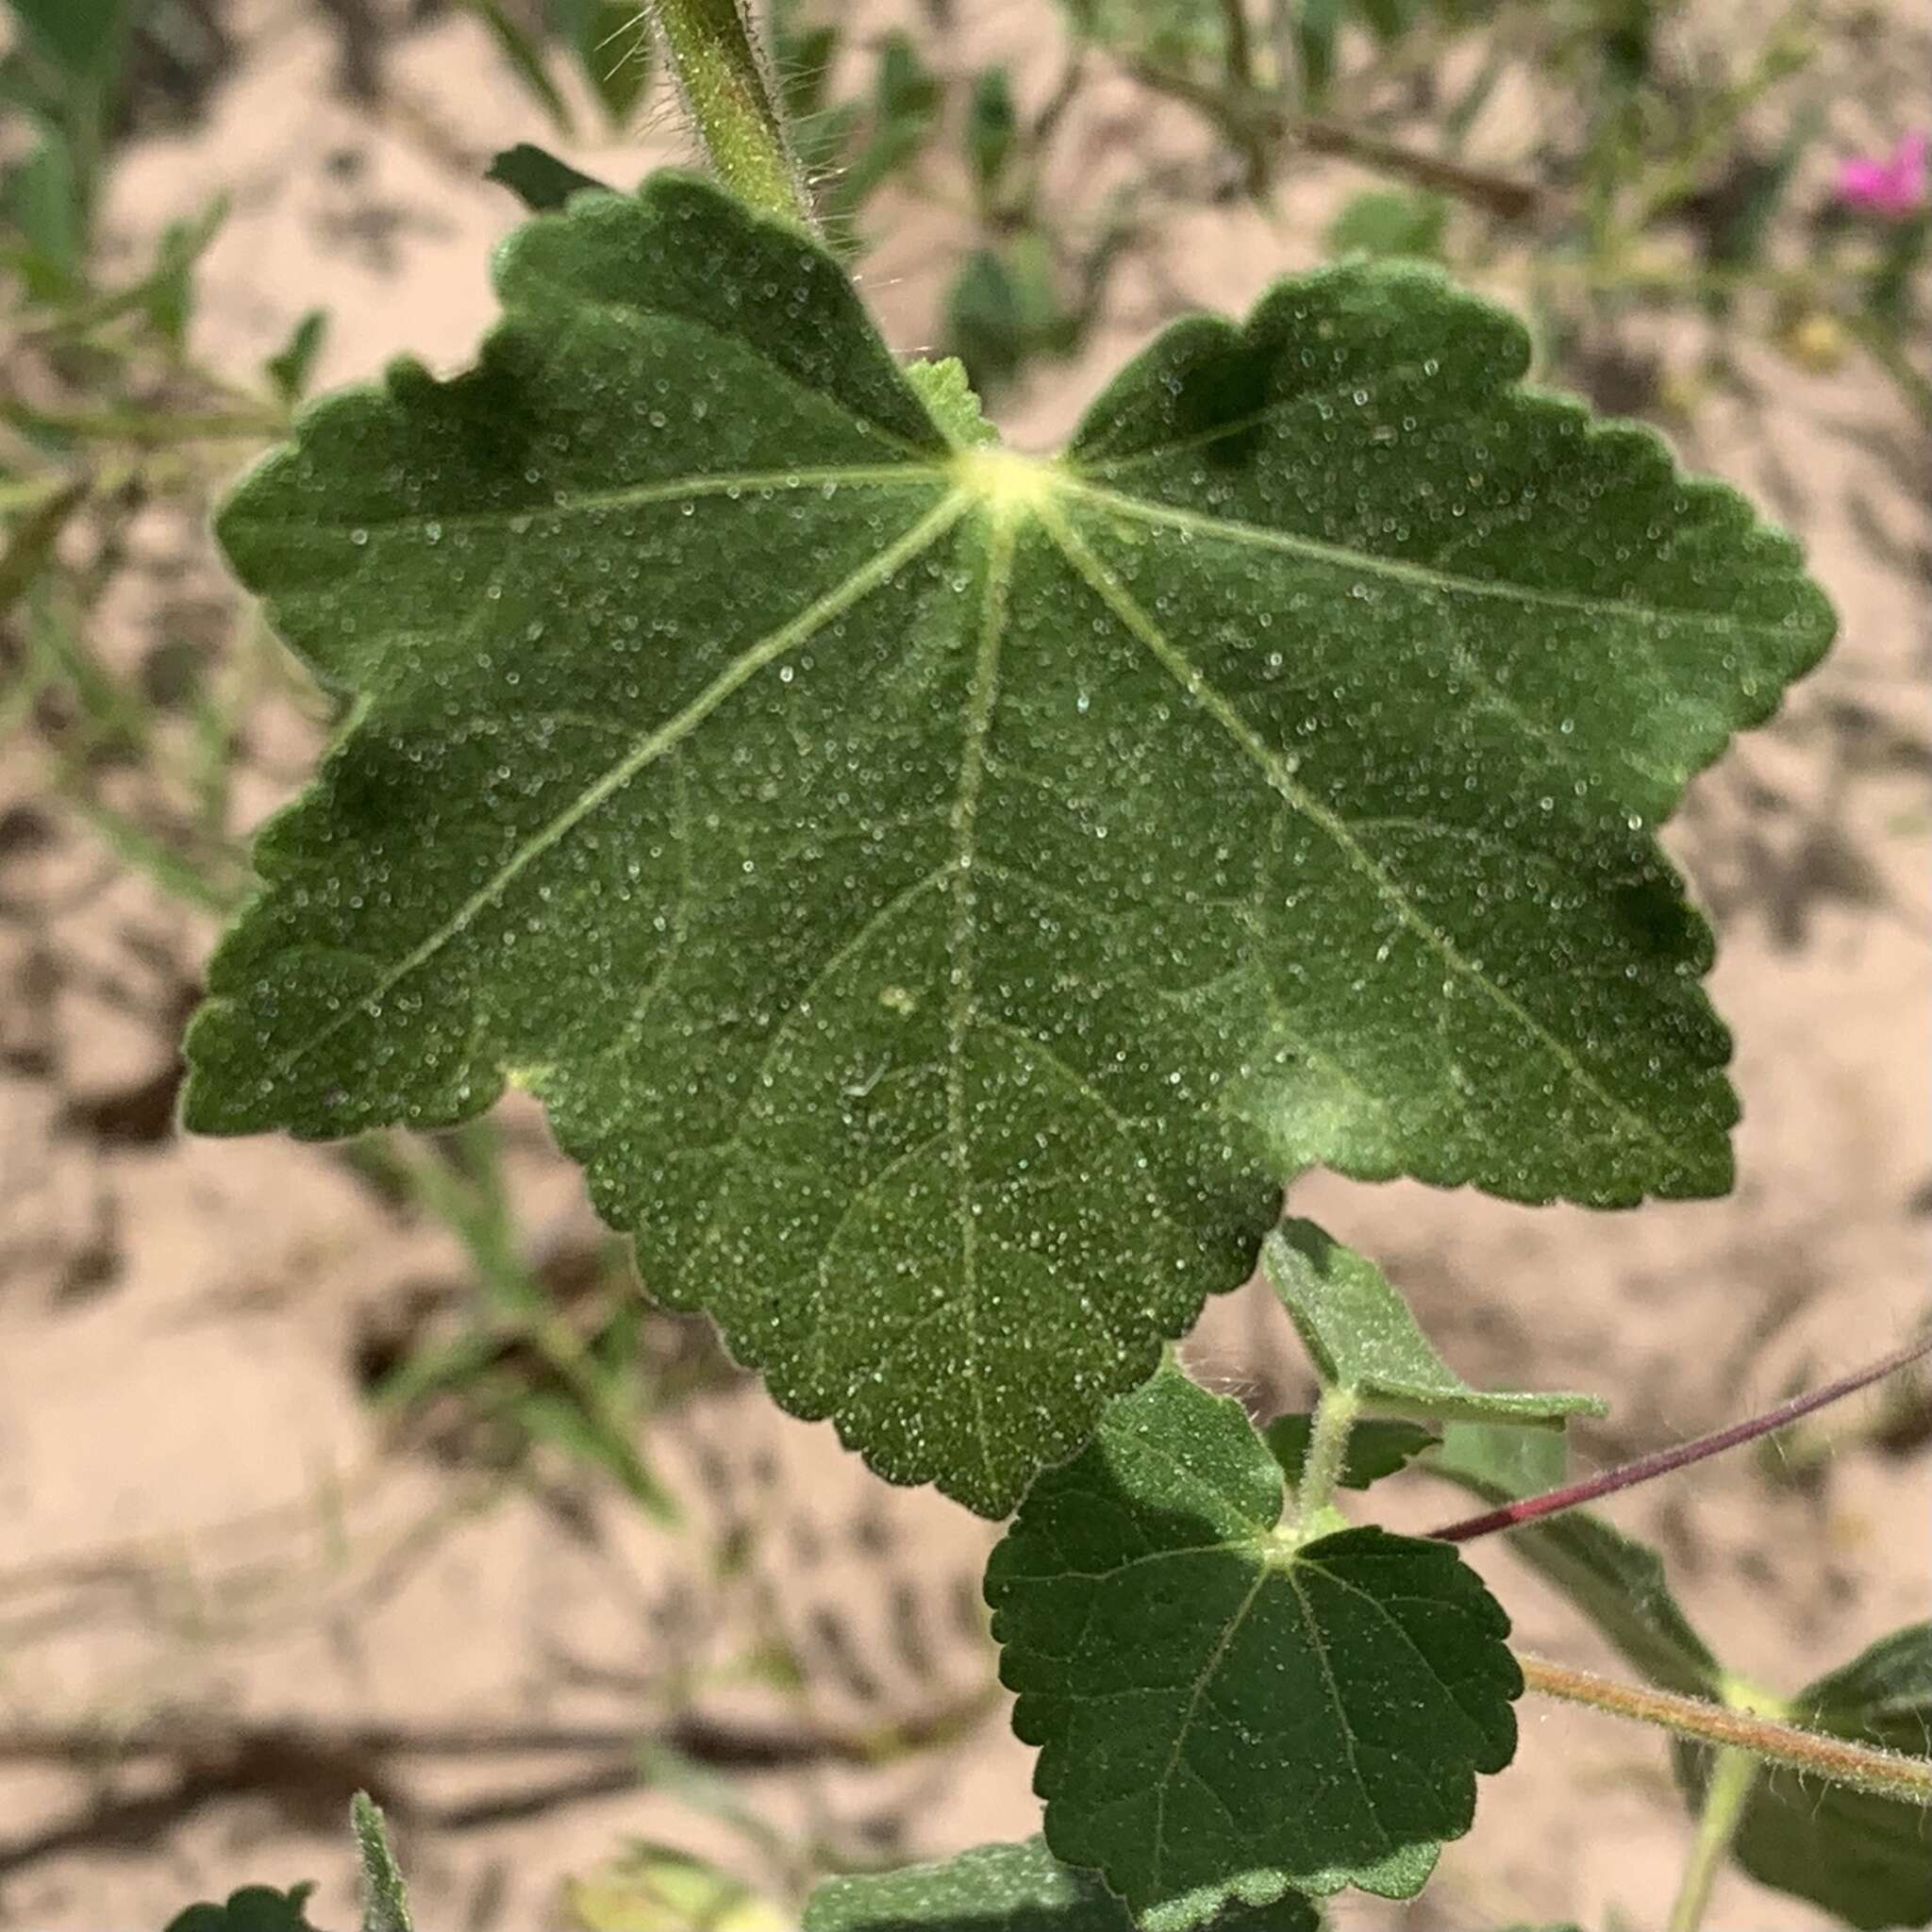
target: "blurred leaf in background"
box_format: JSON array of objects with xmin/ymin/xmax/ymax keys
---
[
  {"xmin": 2, "ymin": 0, "xmax": 137, "ymax": 287},
  {"xmin": 942, "ymin": 237, "xmax": 1078, "ymax": 394},
  {"xmin": 1325, "ymin": 186, "xmax": 1449, "ymax": 259},
  {"xmin": 5, "ymin": 0, "xmax": 135, "ymax": 84},
  {"xmin": 566, "ymin": 1843, "xmax": 791, "ymax": 1932}
]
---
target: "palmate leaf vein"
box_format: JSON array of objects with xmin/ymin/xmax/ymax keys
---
[
  {"xmin": 1284, "ymin": 1566, "xmax": 1385, "ymax": 1852},
  {"xmin": 1038, "ymin": 496, "xmax": 1673, "ymax": 1162},
  {"xmin": 1060, "ymin": 475, "xmax": 1790, "ymax": 640},
  {"xmin": 258, "ymin": 487, "xmax": 970, "ymax": 1086},
  {"xmin": 1302, "ymin": 1558, "xmax": 1491, "ymax": 1717},
  {"xmin": 221, "ymin": 461, "xmax": 945, "ymax": 542}
]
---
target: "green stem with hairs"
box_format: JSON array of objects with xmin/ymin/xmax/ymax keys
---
[
  {"xmin": 645, "ymin": 0, "xmax": 811, "ymax": 228},
  {"xmin": 1521, "ymin": 1656, "xmax": 1932, "ymax": 1807},
  {"xmin": 1291, "ymin": 1384, "xmax": 1359, "ymax": 1525}
]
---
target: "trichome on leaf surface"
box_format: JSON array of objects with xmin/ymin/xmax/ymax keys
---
[{"xmin": 161, "ymin": 22, "xmax": 1932, "ymax": 1924}]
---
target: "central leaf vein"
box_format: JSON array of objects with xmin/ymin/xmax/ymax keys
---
[
  {"xmin": 946, "ymin": 508, "xmax": 1018, "ymax": 1494},
  {"xmin": 1153, "ymin": 1563, "xmax": 1272, "ymax": 1891}
]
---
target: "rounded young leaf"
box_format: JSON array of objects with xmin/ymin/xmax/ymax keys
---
[
  {"xmin": 187, "ymin": 172, "xmax": 1828, "ymax": 1513},
  {"xmin": 985, "ymin": 1367, "xmax": 1521, "ymax": 1928}
]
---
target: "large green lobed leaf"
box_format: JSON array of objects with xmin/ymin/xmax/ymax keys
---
[{"xmin": 186, "ymin": 173, "xmax": 1830, "ymax": 1512}]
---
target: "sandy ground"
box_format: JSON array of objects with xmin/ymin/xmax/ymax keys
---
[{"xmin": 2, "ymin": 3, "xmax": 1928, "ymax": 1927}]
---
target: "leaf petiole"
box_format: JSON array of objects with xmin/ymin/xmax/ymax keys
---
[
  {"xmin": 1291, "ymin": 1383, "xmax": 1359, "ymax": 1527},
  {"xmin": 1427, "ymin": 1330, "xmax": 1932, "ymax": 1543}
]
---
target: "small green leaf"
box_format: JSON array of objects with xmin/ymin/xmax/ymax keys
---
[
  {"xmin": 824, "ymin": 31, "xmax": 941, "ymax": 220},
  {"xmin": 515, "ymin": 1386, "xmax": 680, "ymax": 1523},
  {"xmin": 987, "ymin": 1367, "xmax": 1519, "ymax": 1928},
  {"xmin": 802, "ymin": 1837, "xmax": 1318, "ymax": 1931},
  {"xmin": 1425, "ymin": 1423, "xmax": 1724, "ymax": 1700},
  {"xmin": 907, "ymin": 356, "xmax": 997, "ymax": 447},
  {"xmin": 1676, "ymin": 1625, "xmax": 1932, "ymax": 1930},
  {"xmin": 1434, "ymin": 1416, "xmax": 1567, "ymax": 1496},
  {"xmin": 3, "ymin": 127, "xmax": 85, "ymax": 288},
  {"xmin": 1266, "ymin": 1224, "xmax": 1606, "ymax": 1424},
  {"xmin": 1325, "ymin": 189, "xmax": 1447, "ymax": 261},
  {"xmin": 1296, "ymin": 0, "xmax": 1345, "ymax": 104},
  {"xmin": 266, "ymin": 310, "xmax": 329, "ymax": 405},
  {"xmin": 351, "ymin": 1791, "xmax": 412, "ymax": 1932},
  {"xmin": 944, "ymin": 247, "xmax": 1028, "ymax": 391},
  {"xmin": 1357, "ymin": 0, "xmax": 1421, "ymax": 42},
  {"xmin": 189, "ymin": 173, "xmax": 1829, "ymax": 1514},
  {"xmin": 164, "ymin": 1886, "xmax": 325, "ymax": 1932},
  {"xmin": 1057, "ymin": 0, "xmax": 1225, "ymax": 67},
  {"xmin": 966, "ymin": 66, "xmax": 1019, "ymax": 199},
  {"xmin": 1264, "ymin": 1411, "xmax": 1438, "ymax": 1488},
  {"xmin": 486, "ymin": 143, "xmax": 613, "ymax": 213}
]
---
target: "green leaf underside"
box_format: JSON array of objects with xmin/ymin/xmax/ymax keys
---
[
  {"xmin": 985, "ymin": 1367, "xmax": 1519, "ymax": 1927},
  {"xmin": 1264, "ymin": 1412, "xmax": 1439, "ymax": 1489},
  {"xmin": 1676, "ymin": 1625, "xmax": 1932, "ymax": 1931},
  {"xmin": 802, "ymin": 1837, "xmax": 1317, "ymax": 1931},
  {"xmin": 187, "ymin": 172, "xmax": 1829, "ymax": 1513},
  {"xmin": 1266, "ymin": 1224, "xmax": 1606, "ymax": 1424},
  {"xmin": 1425, "ymin": 1422, "xmax": 1723, "ymax": 1700}
]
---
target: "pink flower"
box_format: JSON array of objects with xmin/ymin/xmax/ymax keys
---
[{"xmin": 1836, "ymin": 130, "xmax": 1928, "ymax": 220}]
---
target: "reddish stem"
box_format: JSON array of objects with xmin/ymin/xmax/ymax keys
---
[{"xmin": 1427, "ymin": 1330, "xmax": 1932, "ymax": 1544}]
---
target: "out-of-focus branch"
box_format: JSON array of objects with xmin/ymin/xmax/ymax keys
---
[{"xmin": 1129, "ymin": 58, "xmax": 1550, "ymax": 221}]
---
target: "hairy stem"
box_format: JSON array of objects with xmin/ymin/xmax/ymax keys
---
[
  {"xmin": 1520, "ymin": 1656, "xmax": 1932, "ymax": 1805},
  {"xmin": 1666, "ymin": 1742, "xmax": 1760, "ymax": 1932},
  {"xmin": 644, "ymin": 0, "xmax": 810, "ymax": 227},
  {"xmin": 1292, "ymin": 1384, "xmax": 1359, "ymax": 1524},
  {"xmin": 1428, "ymin": 1329, "xmax": 1932, "ymax": 1543}
]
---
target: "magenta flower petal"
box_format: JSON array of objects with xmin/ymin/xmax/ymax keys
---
[{"xmin": 1837, "ymin": 130, "xmax": 1930, "ymax": 219}]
